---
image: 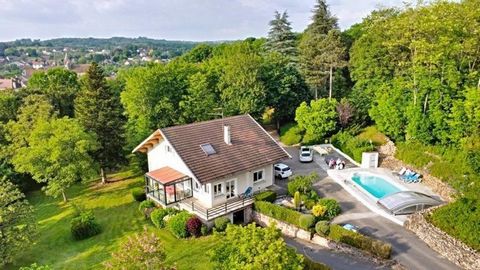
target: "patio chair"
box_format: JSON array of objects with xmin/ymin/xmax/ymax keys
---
[
  {"xmin": 240, "ymin": 187, "xmax": 253, "ymax": 199},
  {"xmin": 394, "ymin": 167, "xmax": 407, "ymax": 176},
  {"xmin": 404, "ymin": 173, "xmax": 422, "ymax": 183}
]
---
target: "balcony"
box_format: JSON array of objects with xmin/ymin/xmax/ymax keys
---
[{"xmin": 180, "ymin": 196, "xmax": 254, "ymax": 221}]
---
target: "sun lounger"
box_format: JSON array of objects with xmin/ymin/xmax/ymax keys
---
[
  {"xmin": 394, "ymin": 167, "xmax": 407, "ymax": 176},
  {"xmin": 404, "ymin": 173, "xmax": 421, "ymax": 183}
]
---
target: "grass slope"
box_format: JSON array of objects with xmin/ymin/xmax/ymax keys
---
[{"xmin": 8, "ymin": 172, "xmax": 216, "ymax": 270}]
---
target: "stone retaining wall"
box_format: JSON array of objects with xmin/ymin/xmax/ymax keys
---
[
  {"xmin": 252, "ymin": 211, "xmax": 400, "ymax": 268},
  {"xmin": 405, "ymin": 208, "xmax": 480, "ymax": 270},
  {"xmin": 377, "ymin": 140, "xmax": 456, "ymax": 202}
]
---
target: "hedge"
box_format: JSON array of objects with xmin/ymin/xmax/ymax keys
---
[
  {"xmin": 304, "ymin": 257, "xmax": 331, "ymax": 270},
  {"xmin": 328, "ymin": 225, "xmax": 392, "ymax": 259},
  {"xmin": 167, "ymin": 211, "xmax": 193, "ymax": 238},
  {"xmin": 254, "ymin": 190, "xmax": 277, "ymax": 203},
  {"xmin": 151, "ymin": 207, "xmax": 178, "ymax": 228},
  {"xmin": 315, "ymin": 221, "xmax": 330, "ymax": 236},
  {"xmin": 254, "ymin": 201, "xmax": 302, "ymax": 228},
  {"xmin": 299, "ymin": 214, "xmax": 316, "ymax": 230},
  {"xmin": 279, "ymin": 123, "xmax": 303, "ymax": 146},
  {"xmin": 131, "ymin": 188, "xmax": 146, "ymax": 202},
  {"xmin": 214, "ymin": 216, "xmax": 231, "ymax": 232}
]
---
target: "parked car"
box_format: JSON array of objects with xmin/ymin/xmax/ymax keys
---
[
  {"xmin": 274, "ymin": 163, "xmax": 293, "ymax": 179},
  {"xmin": 299, "ymin": 146, "xmax": 313, "ymax": 163},
  {"xmin": 342, "ymin": 223, "xmax": 360, "ymax": 233}
]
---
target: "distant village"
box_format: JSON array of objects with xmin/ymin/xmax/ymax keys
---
[{"xmin": 0, "ymin": 39, "xmax": 196, "ymax": 90}]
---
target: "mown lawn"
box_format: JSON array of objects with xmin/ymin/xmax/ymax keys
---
[{"xmin": 7, "ymin": 172, "xmax": 216, "ymax": 270}]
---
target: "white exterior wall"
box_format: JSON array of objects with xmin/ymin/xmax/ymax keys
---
[{"xmin": 147, "ymin": 140, "xmax": 274, "ymax": 209}]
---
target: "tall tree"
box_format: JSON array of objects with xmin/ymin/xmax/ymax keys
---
[
  {"xmin": 11, "ymin": 117, "xmax": 98, "ymax": 202},
  {"xmin": 299, "ymin": 0, "xmax": 346, "ymax": 99},
  {"xmin": 27, "ymin": 68, "xmax": 80, "ymax": 117},
  {"xmin": 75, "ymin": 63, "xmax": 126, "ymax": 184},
  {"xmin": 179, "ymin": 71, "xmax": 219, "ymax": 123},
  {"xmin": 0, "ymin": 177, "xmax": 36, "ymax": 267},
  {"xmin": 295, "ymin": 98, "xmax": 338, "ymax": 144},
  {"xmin": 265, "ymin": 11, "xmax": 297, "ymax": 62}
]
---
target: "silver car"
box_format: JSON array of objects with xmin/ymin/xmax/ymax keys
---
[{"xmin": 299, "ymin": 146, "xmax": 313, "ymax": 163}]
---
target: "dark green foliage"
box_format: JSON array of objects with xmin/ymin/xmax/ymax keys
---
[
  {"xmin": 299, "ymin": 214, "xmax": 316, "ymax": 230},
  {"xmin": 265, "ymin": 11, "xmax": 297, "ymax": 61},
  {"xmin": 167, "ymin": 211, "xmax": 193, "ymax": 238},
  {"xmin": 303, "ymin": 256, "xmax": 331, "ymax": 270},
  {"xmin": 279, "ymin": 123, "xmax": 303, "ymax": 145},
  {"xmin": 295, "ymin": 99, "xmax": 338, "ymax": 143},
  {"xmin": 331, "ymin": 130, "xmax": 374, "ymax": 162},
  {"xmin": 214, "ymin": 217, "xmax": 231, "ymax": 232},
  {"xmin": 75, "ymin": 62, "xmax": 126, "ymax": 182},
  {"xmin": 254, "ymin": 201, "xmax": 303, "ymax": 228},
  {"xmin": 150, "ymin": 207, "xmax": 178, "ymax": 228},
  {"xmin": 429, "ymin": 198, "xmax": 480, "ymax": 251},
  {"xmin": 254, "ymin": 190, "xmax": 277, "ymax": 203},
  {"xmin": 315, "ymin": 221, "xmax": 330, "ymax": 236},
  {"xmin": 317, "ymin": 198, "xmax": 341, "ymax": 220},
  {"xmin": 70, "ymin": 210, "xmax": 101, "ymax": 241},
  {"xmin": 287, "ymin": 172, "xmax": 318, "ymax": 196},
  {"xmin": 131, "ymin": 188, "xmax": 146, "ymax": 202},
  {"xmin": 328, "ymin": 225, "xmax": 391, "ymax": 259},
  {"xmin": 201, "ymin": 225, "xmax": 210, "ymax": 236}
]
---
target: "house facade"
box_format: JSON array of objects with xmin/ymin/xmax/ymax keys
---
[{"xmin": 133, "ymin": 115, "xmax": 290, "ymax": 223}]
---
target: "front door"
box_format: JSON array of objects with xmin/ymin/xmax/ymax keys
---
[{"xmin": 225, "ymin": 179, "xmax": 235, "ymax": 199}]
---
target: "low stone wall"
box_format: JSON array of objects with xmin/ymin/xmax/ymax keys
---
[
  {"xmin": 405, "ymin": 208, "xmax": 480, "ymax": 270},
  {"xmin": 252, "ymin": 211, "xmax": 400, "ymax": 268}
]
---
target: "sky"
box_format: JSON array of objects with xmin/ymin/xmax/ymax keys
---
[{"xmin": 0, "ymin": 0, "xmax": 406, "ymax": 42}]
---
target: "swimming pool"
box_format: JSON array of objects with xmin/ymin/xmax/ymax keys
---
[{"xmin": 351, "ymin": 172, "xmax": 401, "ymax": 199}]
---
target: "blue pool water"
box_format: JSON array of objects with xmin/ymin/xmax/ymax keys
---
[{"xmin": 351, "ymin": 173, "xmax": 400, "ymax": 199}]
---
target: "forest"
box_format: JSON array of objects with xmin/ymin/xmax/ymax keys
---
[{"xmin": 0, "ymin": 0, "xmax": 479, "ymax": 267}]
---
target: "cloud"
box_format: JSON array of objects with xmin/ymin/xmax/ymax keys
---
[{"xmin": 0, "ymin": 0, "xmax": 406, "ymax": 41}]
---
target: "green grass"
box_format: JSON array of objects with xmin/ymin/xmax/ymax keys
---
[{"xmin": 7, "ymin": 172, "xmax": 216, "ymax": 270}]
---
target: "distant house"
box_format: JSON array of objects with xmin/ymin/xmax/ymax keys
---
[
  {"xmin": 0, "ymin": 77, "xmax": 22, "ymax": 90},
  {"xmin": 133, "ymin": 115, "xmax": 290, "ymax": 224},
  {"xmin": 31, "ymin": 61, "xmax": 44, "ymax": 70}
]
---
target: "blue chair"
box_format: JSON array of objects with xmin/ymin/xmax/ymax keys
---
[
  {"xmin": 241, "ymin": 187, "xmax": 253, "ymax": 198},
  {"xmin": 404, "ymin": 173, "xmax": 420, "ymax": 183}
]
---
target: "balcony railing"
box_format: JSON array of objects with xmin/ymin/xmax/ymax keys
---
[{"xmin": 180, "ymin": 196, "xmax": 254, "ymax": 221}]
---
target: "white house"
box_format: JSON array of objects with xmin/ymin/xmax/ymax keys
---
[{"xmin": 133, "ymin": 114, "xmax": 290, "ymax": 223}]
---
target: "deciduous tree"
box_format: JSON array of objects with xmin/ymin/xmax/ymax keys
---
[{"xmin": 295, "ymin": 98, "xmax": 338, "ymax": 143}]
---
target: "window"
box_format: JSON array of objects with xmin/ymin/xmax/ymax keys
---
[
  {"xmin": 165, "ymin": 145, "xmax": 172, "ymax": 153},
  {"xmin": 194, "ymin": 181, "xmax": 200, "ymax": 191},
  {"xmin": 203, "ymin": 184, "xmax": 210, "ymax": 194},
  {"xmin": 213, "ymin": 183, "xmax": 223, "ymax": 196},
  {"xmin": 253, "ymin": 170, "xmax": 264, "ymax": 183}
]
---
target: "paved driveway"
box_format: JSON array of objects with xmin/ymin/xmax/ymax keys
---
[{"xmin": 277, "ymin": 147, "xmax": 460, "ymax": 270}]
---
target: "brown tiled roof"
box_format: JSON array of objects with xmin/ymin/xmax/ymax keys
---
[
  {"xmin": 146, "ymin": 166, "xmax": 188, "ymax": 184},
  {"xmin": 160, "ymin": 115, "xmax": 290, "ymax": 183}
]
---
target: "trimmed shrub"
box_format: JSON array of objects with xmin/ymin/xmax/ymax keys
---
[
  {"xmin": 304, "ymin": 199, "xmax": 317, "ymax": 210},
  {"xmin": 280, "ymin": 123, "xmax": 303, "ymax": 146},
  {"xmin": 312, "ymin": 205, "xmax": 327, "ymax": 218},
  {"xmin": 131, "ymin": 188, "xmax": 146, "ymax": 202},
  {"xmin": 254, "ymin": 201, "xmax": 303, "ymax": 228},
  {"xmin": 186, "ymin": 216, "xmax": 203, "ymax": 237},
  {"xmin": 317, "ymin": 198, "xmax": 341, "ymax": 220},
  {"xmin": 70, "ymin": 210, "xmax": 101, "ymax": 240},
  {"xmin": 167, "ymin": 211, "xmax": 192, "ymax": 238},
  {"xmin": 201, "ymin": 224, "xmax": 209, "ymax": 236},
  {"xmin": 254, "ymin": 190, "xmax": 277, "ymax": 203},
  {"xmin": 299, "ymin": 214, "xmax": 316, "ymax": 230},
  {"xmin": 315, "ymin": 221, "xmax": 330, "ymax": 236},
  {"xmin": 304, "ymin": 257, "xmax": 331, "ymax": 270},
  {"xmin": 328, "ymin": 225, "xmax": 391, "ymax": 259},
  {"xmin": 150, "ymin": 207, "xmax": 178, "ymax": 228},
  {"xmin": 293, "ymin": 191, "xmax": 301, "ymax": 209},
  {"xmin": 138, "ymin": 200, "xmax": 156, "ymax": 218},
  {"xmin": 214, "ymin": 217, "xmax": 231, "ymax": 232}
]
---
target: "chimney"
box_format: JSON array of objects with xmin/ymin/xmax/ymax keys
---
[{"xmin": 224, "ymin": 125, "xmax": 231, "ymax": 145}]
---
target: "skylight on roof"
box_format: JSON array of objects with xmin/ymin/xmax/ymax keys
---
[{"xmin": 200, "ymin": 143, "xmax": 216, "ymax": 156}]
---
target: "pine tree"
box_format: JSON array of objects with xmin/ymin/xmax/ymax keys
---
[
  {"xmin": 299, "ymin": 0, "xmax": 346, "ymax": 99},
  {"xmin": 266, "ymin": 11, "xmax": 297, "ymax": 61},
  {"xmin": 75, "ymin": 62, "xmax": 126, "ymax": 184}
]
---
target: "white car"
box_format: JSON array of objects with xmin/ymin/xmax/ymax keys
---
[
  {"xmin": 274, "ymin": 163, "xmax": 292, "ymax": 179},
  {"xmin": 299, "ymin": 146, "xmax": 313, "ymax": 163}
]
